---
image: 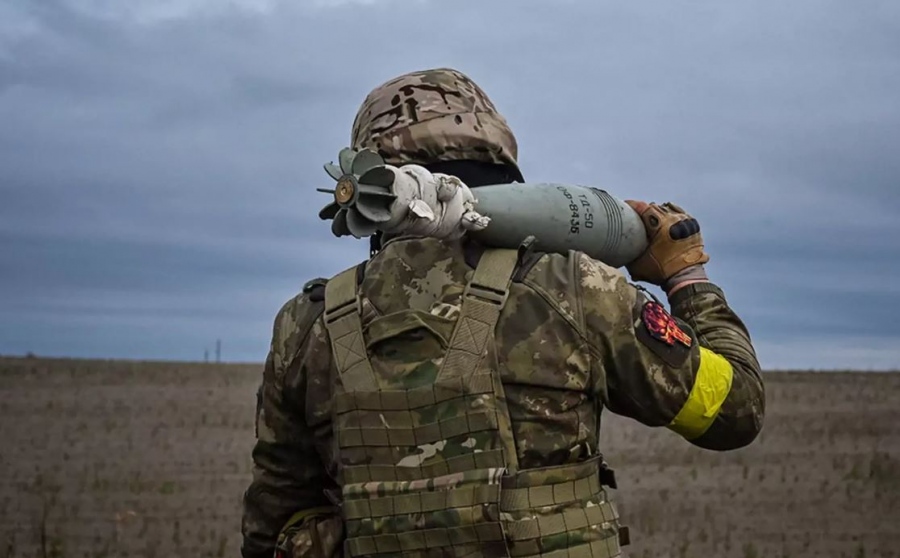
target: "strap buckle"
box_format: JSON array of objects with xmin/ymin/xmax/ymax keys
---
[
  {"xmin": 463, "ymin": 283, "xmax": 509, "ymax": 306},
  {"xmin": 323, "ymin": 295, "xmax": 362, "ymax": 325}
]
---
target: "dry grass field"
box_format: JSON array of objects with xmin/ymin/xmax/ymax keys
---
[{"xmin": 1, "ymin": 356, "xmax": 898, "ymax": 558}]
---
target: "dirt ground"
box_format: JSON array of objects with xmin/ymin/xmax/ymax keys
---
[{"xmin": 1, "ymin": 357, "xmax": 898, "ymax": 558}]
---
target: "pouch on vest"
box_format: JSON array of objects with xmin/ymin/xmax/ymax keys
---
[{"xmin": 274, "ymin": 507, "xmax": 344, "ymax": 558}]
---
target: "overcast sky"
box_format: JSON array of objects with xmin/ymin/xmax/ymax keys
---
[{"xmin": 1, "ymin": 0, "xmax": 898, "ymax": 370}]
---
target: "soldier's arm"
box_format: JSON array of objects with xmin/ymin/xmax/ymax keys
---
[
  {"xmin": 578, "ymin": 253, "xmax": 765, "ymax": 450},
  {"xmin": 241, "ymin": 289, "xmax": 334, "ymax": 558}
]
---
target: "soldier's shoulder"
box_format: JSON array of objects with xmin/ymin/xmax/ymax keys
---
[
  {"xmin": 506, "ymin": 250, "xmax": 580, "ymax": 326},
  {"xmin": 515, "ymin": 250, "xmax": 635, "ymax": 322},
  {"xmin": 270, "ymin": 276, "xmax": 333, "ymax": 346},
  {"xmin": 381, "ymin": 236, "xmax": 456, "ymax": 261},
  {"xmin": 572, "ymin": 251, "xmax": 631, "ymax": 294},
  {"xmin": 277, "ymin": 277, "xmax": 327, "ymax": 313},
  {"xmin": 274, "ymin": 261, "xmax": 368, "ymax": 323},
  {"xmin": 516, "ymin": 249, "xmax": 626, "ymax": 288}
]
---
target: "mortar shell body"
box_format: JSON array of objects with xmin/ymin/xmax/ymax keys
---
[{"xmin": 468, "ymin": 183, "xmax": 648, "ymax": 268}]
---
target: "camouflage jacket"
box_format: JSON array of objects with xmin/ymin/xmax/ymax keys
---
[{"xmin": 240, "ymin": 236, "xmax": 765, "ymax": 558}]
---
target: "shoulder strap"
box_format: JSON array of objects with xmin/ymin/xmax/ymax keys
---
[
  {"xmin": 437, "ymin": 248, "xmax": 519, "ymax": 379},
  {"xmin": 323, "ymin": 266, "xmax": 379, "ymax": 392},
  {"xmin": 438, "ymin": 247, "xmax": 522, "ymax": 472}
]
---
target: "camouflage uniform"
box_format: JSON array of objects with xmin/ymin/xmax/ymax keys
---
[{"xmin": 241, "ymin": 69, "xmax": 765, "ymax": 558}]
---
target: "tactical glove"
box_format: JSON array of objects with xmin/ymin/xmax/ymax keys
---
[{"xmin": 624, "ymin": 200, "xmax": 710, "ymax": 286}]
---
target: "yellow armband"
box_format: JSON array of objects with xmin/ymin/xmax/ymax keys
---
[{"xmin": 668, "ymin": 347, "xmax": 734, "ymax": 440}]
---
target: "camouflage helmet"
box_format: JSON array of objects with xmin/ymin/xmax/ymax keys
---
[{"xmin": 351, "ymin": 68, "xmax": 521, "ymax": 178}]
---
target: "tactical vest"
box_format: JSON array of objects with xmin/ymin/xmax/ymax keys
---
[{"xmin": 323, "ymin": 248, "xmax": 623, "ymax": 558}]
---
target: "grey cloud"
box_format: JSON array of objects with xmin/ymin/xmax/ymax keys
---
[{"xmin": 1, "ymin": 0, "xmax": 898, "ymax": 368}]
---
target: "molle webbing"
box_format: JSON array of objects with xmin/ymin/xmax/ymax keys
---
[
  {"xmin": 337, "ymin": 408, "xmax": 499, "ymax": 447},
  {"xmin": 343, "ymin": 483, "xmax": 500, "ymax": 519},
  {"xmin": 335, "ymin": 371, "xmax": 501, "ymax": 484},
  {"xmin": 342, "ymin": 448, "xmax": 506, "ymax": 484},
  {"xmin": 501, "ymin": 458, "xmax": 621, "ymax": 558},
  {"xmin": 345, "ymin": 524, "xmax": 507, "ymax": 556},
  {"xmin": 500, "ymin": 472, "xmax": 602, "ymax": 511},
  {"xmin": 333, "ymin": 373, "xmax": 495, "ymax": 415},
  {"xmin": 508, "ymin": 539, "xmax": 620, "ymax": 558},
  {"xmin": 504, "ymin": 504, "xmax": 620, "ymax": 558}
]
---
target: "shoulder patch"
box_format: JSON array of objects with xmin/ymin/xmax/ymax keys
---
[
  {"xmin": 302, "ymin": 277, "xmax": 328, "ymax": 302},
  {"xmin": 636, "ymin": 301, "xmax": 693, "ymax": 367},
  {"xmin": 643, "ymin": 302, "xmax": 692, "ymax": 347}
]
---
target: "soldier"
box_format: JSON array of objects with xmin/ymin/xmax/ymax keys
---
[{"xmin": 241, "ymin": 68, "xmax": 765, "ymax": 558}]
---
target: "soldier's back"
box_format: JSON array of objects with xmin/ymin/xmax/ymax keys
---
[{"xmin": 311, "ymin": 235, "xmax": 625, "ymax": 558}]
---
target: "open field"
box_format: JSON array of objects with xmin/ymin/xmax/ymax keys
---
[{"xmin": 1, "ymin": 357, "xmax": 898, "ymax": 558}]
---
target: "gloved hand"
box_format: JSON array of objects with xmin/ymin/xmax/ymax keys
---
[{"xmin": 624, "ymin": 200, "xmax": 710, "ymax": 288}]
